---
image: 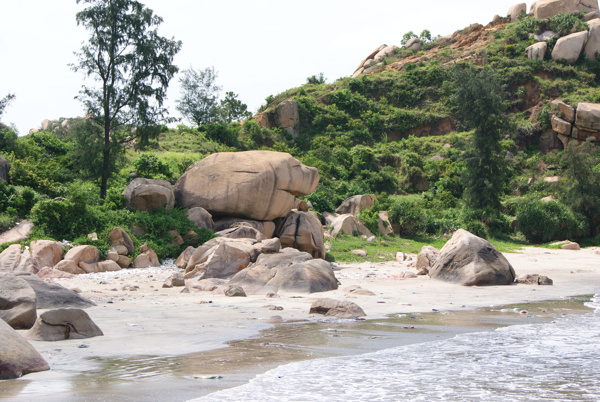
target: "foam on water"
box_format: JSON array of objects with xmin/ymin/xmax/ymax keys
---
[{"xmin": 193, "ymin": 295, "xmax": 600, "ymax": 402}]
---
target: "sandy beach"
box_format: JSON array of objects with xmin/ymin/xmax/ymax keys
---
[{"xmin": 1, "ymin": 246, "xmax": 599, "ymax": 401}]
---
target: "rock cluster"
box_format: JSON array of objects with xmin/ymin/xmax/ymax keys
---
[
  {"xmin": 549, "ymin": 100, "xmax": 600, "ymax": 148},
  {"xmin": 352, "ymin": 44, "xmax": 399, "ymax": 78}
]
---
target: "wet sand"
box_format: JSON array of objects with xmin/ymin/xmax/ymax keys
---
[{"xmin": 1, "ymin": 247, "xmax": 599, "ymax": 401}]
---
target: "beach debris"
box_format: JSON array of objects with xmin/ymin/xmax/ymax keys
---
[
  {"xmin": 193, "ymin": 375, "xmax": 224, "ymax": 380},
  {"xmin": 515, "ymin": 274, "xmax": 554, "ymax": 285},
  {"xmin": 309, "ymin": 298, "xmax": 366, "ymax": 319},
  {"xmin": 78, "ymin": 344, "xmax": 89, "ymax": 348},
  {"xmin": 428, "ymin": 229, "xmax": 516, "ymax": 286},
  {"xmin": 25, "ymin": 308, "xmax": 103, "ymax": 341},
  {"xmin": 224, "ymin": 285, "xmax": 247, "ymax": 297}
]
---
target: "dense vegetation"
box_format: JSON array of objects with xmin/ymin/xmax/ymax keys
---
[{"xmin": 2, "ymin": 10, "xmax": 600, "ymax": 261}]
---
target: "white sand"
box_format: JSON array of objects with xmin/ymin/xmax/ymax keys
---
[{"xmin": 23, "ymin": 246, "xmax": 600, "ymax": 363}]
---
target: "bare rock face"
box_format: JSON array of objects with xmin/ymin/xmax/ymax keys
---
[
  {"xmin": 25, "ymin": 308, "xmax": 103, "ymax": 341},
  {"xmin": 17, "ymin": 273, "xmax": 95, "ymax": 309},
  {"xmin": 276, "ymin": 100, "xmax": 300, "ymax": 138},
  {"xmin": 309, "ymin": 298, "xmax": 366, "ymax": 319},
  {"xmin": 174, "ymin": 151, "xmax": 319, "ymax": 221},
  {"xmin": 229, "ymin": 248, "xmax": 339, "ymax": 295},
  {"xmin": 123, "ymin": 178, "xmax": 174, "ymax": 212},
  {"xmin": 0, "ymin": 274, "xmax": 37, "ymax": 329},
  {"xmin": 187, "ymin": 207, "xmax": 214, "ymax": 231},
  {"xmin": 428, "ymin": 229, "xmax": 516, "ymax": 286},
  {"xmin": 551, "ymin": 31, "xmax": 589, "ymax": 64},
  {"xmin": 584, "ymin": 18, "xmax": 600, "ymax": 59},
  {"xmin": 336, "ymin": 194, "xmax": 377, "ymax": 216},
  {"xmin": 274, "ymin": 210, "xmax": 326, "ymax": 259},
  {"xmin": 0, "ymin": 319, "xmax": 49, "ymax": 379}
]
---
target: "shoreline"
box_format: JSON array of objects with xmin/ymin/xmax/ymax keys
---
[{"xmin": 1, "ymin": 247, "xmax": 599, "ymax": 400}]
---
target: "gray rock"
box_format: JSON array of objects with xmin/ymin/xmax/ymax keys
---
[
  {"xmin": 309, "ymin": 298, "xmax": 366, "ymax": 319},
  {"xmin": 163, "ymin": 272, "xmax": 185, "ymax": 288},
  {"xmin": 416, "ymin": 246, "xmax": 440, "ymax": 275},
  {"xmin": 551, "ymin": 115, "xmax": 572, "ymax": 135},
  {"xmin": 0, "ymin": 274, "xmax": 37, "ymax": 329},
  {"xmin": 551, "ymin": 99, "xmax": 576, "ymax": 122},
  {"xmin": 508, "ymin": 3, "xmax": 527, "ymax": 21},
  {"xmin": 26, "ymin": 308, "xmax": 103, "ymax": 341},
  {"xmin": 224, "ymin": 285, "xmax": 247, "ymax": 297},
  {"xmin": 183, "ymin": 238, "xmax": 259, "ymax": 280},
  {"xmin": 186, "ymin": 207, "xmax": 214, "ymax": 231},
  {"xmin": 0, "ymin": 319, "xmax": 49, "ymax": 379},
  {"xmin": 230, "ymin": 248, "xmax": 339, "ymax": 295},
  {"xmin": 576, "ymin": 102, "xmax": 600, "ymax": 130},
  {"xmin": 584, "ymin": 18, "xmax": 600, "ymax": 59},
  {"xmin": 336, "ymin": 194, "xmax": 377, "ymax": 216},
  {"xmin": 428, "ymin": 229, "xmax": 516, "ymax": 286},
  {"xmin": 17, "ymin": 273, "xmax": 95, "ymax": 309},
  {"xmin": 515, "ymin": 274, "xmax": 554, "ymax": 285}
]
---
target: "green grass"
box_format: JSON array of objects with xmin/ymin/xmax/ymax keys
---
[{"xmin": 327, "ymin": 234, "xmax": 531, "ymax": 263}]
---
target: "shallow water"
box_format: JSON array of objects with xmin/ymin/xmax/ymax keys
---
[
  {"xmin": 193, "ymin": 296, "xmax": 600, "ymax": 402},
  {"xmin": 0, "ymin": 298, "xmax": 591, "ymax": 401}
]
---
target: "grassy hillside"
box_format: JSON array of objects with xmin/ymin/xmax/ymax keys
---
[{"xmin": 1, "ymin": 11, "xmax": 600, "ymax": 260}]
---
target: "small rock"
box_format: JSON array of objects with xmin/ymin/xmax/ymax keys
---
[
  {"xmin": 309, "ymin": 298, "xmax": 366, "ymax": 319},
  {"xmin": 224, "ymin": 285, "xmax": 247, "ymax": 297},
  {"xmin": 352, "ymin": 250, "xmax": 367, "ymax": 257},
  {"xmin": 561, "ymin": 242, "xmax": 580, "ymax": 250}
]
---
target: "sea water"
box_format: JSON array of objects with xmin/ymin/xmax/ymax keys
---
[{"xmin": 193, "ymin": 295, "xmax": 600, "ymax": 402}]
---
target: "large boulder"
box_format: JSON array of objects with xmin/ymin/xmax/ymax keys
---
[
  {"xmin": 174, "ymin": 151, "xmax": 319, "ymax": 221},
  {"xmin": 584, "ymin": 19, "xmax": 600, "ymax": 59},
  {"xmin": 531, "ymin": 0, "xmax": 598, "ymax": 19},
  {"xmin": 330, "ymin": 214, "xmax": 373, "ymax": 238},
  {"xmin": 428, "ymin": 229, "xmax": 516, "ymax": 286},
  {"xmin": 335, "ymin": 194, "xmax": 377, "ymax": 216},
  {"xmin": 274, "ymin": 210, "xmax": 326, "ymax": 259},
  {"xmin": 214, "ymin": 217, "xmax": 276, "ymax": 238},
  {"xmin": 123, "ymin": 178, "xmax": 175, "ymax": 212},
  {"xmin": 309, "ymin": 298, "xmax": 366, "ymax": 319},
  {"xmin": 17, "ymin": 273, "xmax": 95, "ymax": 308},
  {"xmin": 30, "ymin": 240, "xmax": 64, "ymax": 270},
  {"xmin": 63, "ymin": 245, "xmax": 100, "ymax": 265},
  {"xmin": 416, "ymin": 246, "xmax": 440, "ymax": 275},
  {"xmin": 508, "ymin": 3, "xmax": 527, "ymax": 21},
  {"xmin": 216, "ymin": 224, "xmax": 266, "ymax": 241},
  {"xmin": 526, "ymin": 42, "xmax": 547, "ymax": 61},
  {"xmin": 26, "ymin": 308, "xmax": 103, "ymax": 341},
  {"xmin": 0, "ymin": 274, "xmax": 37, "ymax": 329},
  {"xmin": 0, "ymin": 244, "xmax": 27, "ymax": 273},
  {"xmin": 229, "ymin": 248, "xmax": 339, "ymax": 295},
  {"xmin": 552, "ymin": 31, "xmax": 589, "ymax": 63},
  {"xmin": 183, "ymin": 238, "xmax": 259, "ymax": 280},
  {"xmin": 575, "ymin": 102, "xmax": 600, "ymax": 130},
  {"xmin": 0, "ymin": 319, "xmax": 49, "ymax": 379},
  {"xmin": 0, "ymin": 157, "xmax": 9, "ymax": 182},
  {"xmin": 186, "ymin": 207, "xmax": 215, "ymax": 231}
]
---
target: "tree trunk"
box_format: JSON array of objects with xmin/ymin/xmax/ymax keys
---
[{"xmin": 100, "ymin": 124, "xmax": 111, "ymax": 199}]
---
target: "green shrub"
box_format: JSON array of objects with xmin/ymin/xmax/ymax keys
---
[
  {"xmin": 516, "ymin": 200, "xmax": 587, "ymax": 242},
  {"xmin": 134, "ymin": 153, "xmax": 172, "ymax": 179},
  {"xmin": 30, "ymin": 199, "xmax": 107, "ymax": 241},
  {"xmin": 388, "ymin": 196, "xmax": 426, "ymax": 236}
]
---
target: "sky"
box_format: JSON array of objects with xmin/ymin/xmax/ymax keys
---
[{"xmin": 0, "ymin": 0, "xmax": 525, "ymax": 135}]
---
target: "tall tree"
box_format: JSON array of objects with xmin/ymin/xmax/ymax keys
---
[
  {"xmin": 176, "ymin": 66, "xmax": 222, "ymax": 126},
  {"xmin": 453, "ymin": 64, "xmax": 508, "ymax": 211},
  {"xmin": 72, "ymin": 0, "xmax": 181, "ymax": 198},
  {"xmin": 219, "ymin": 91, "xmax": 251, "ymax": 123}
]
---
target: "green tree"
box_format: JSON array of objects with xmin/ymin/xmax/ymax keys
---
[
  {"xmin": 561, "ymin": 140, "xmax": 600, "ymax": 234},
  {"xmin": 306, "ymin": 73, "xmax": 326, "ymax": 85},
  {"xmin": 176, "ymin": 66, "xmax": 222, "ymax": 126},
  {"xmin": 453, "ymin": 64, "xmax": 508, "ymax": 211},
  {"xmin": 72, "ymin": 0, "xmax": 181, "ymax": 199},
  {"xmin": 219, "ymin": 91, "xmax": 251, "ymax": 123}
]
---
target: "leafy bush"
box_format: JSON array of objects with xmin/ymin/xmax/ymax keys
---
[
  {"xmin": 30, "ymin": 199, "xmax": 107, "ymax": 241},
  {"xmin": 515, "ymin": 200, "xmax": 587, "ymax": 242},
  {"xmin": 134, "ymin": 153, "xmax": 172, "ymax": 179}
]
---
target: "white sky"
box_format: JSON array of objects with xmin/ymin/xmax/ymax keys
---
[{"xmin": 0, "ymin": 0, "xmax": 525, "ymax": 135}]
